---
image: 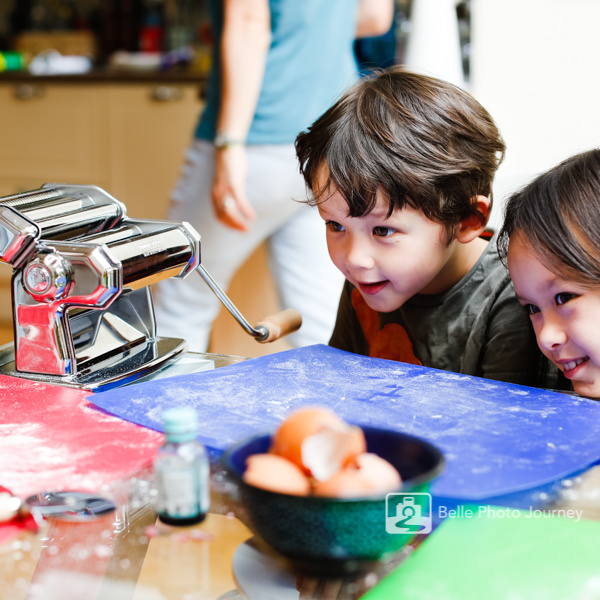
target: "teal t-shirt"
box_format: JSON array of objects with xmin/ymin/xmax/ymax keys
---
[{"xmin": 195, "ymin": 0, "xmax": 360, "ymax": 144}]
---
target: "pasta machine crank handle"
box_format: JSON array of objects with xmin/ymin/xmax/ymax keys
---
[{"xmin": 195, "ymin": 264, "xmax": 302, "ymax": 343}]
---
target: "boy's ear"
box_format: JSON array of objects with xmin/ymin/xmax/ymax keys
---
[{"xmin": 456, "ymin": 195, "xmax": 491, "ymax": 243}]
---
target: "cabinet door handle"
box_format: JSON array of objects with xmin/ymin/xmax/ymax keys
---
[
  {"xmin": 14, "ymin": 84, "xmax": 45, "ymax": 100},
  {"xmin": 150, "ymin": 86, "xmax": 183, "ymax": 102}
]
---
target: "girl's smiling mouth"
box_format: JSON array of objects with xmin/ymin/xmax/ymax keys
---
[{"xmin": 559, "ymin": 356, "xmax": 588, "ymax": 378}]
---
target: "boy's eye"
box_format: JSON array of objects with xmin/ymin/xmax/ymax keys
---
[
  {"xmin": 373, "ymin": 226, "xmax": 394, "ymax": 237},
  {"xmin": 555, "ymin": 292, "xmax": 578, "ymax": 306},
  {"xmin": 325, "ymin": 220, "xmax": 344, "ymax": 233},
  {"xmin": 524, "ymin": 303, "xmax": 540, "ymax": 315}
]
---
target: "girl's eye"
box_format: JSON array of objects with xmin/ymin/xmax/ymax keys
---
[
  {"xmin": 524, "ymin": 303, "xmax": 540, "ymax": 315},
  {"xmin": 555, "ymin": 292, "xmax": 578, "ymax": 306},
  {"xmin": 326, "ymin": 220, "xmax": 344, "ymax": 233},
  {"xmin": 373, "ymin": 226, "xmax": 394, "ymax": 237}
]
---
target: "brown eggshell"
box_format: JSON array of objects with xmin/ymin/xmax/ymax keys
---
[
  {"xmin": 312, "ymin": 453, "xmax": 402, "ymax": 498},
  {"xmin": 301, "ymin": 425, "xmax": 367, "ymax": 482},
  {"xmin": 312, "ymin": 467, "xmax": 375, "ymax": 498},
  {"xmin": 353, "ymin": 453, "xmax": 402, "ymax": 491},
  {"xmin": 270, "ymin": 406, "xmax": 348, "ymax": 473},
  {"xmin": 243, "ymin": 453, "xmax": 311, "ymax": 496}
]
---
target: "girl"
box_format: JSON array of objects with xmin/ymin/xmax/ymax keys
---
[{"xmin": 498, "ymin": 148, "xmax": 600, "ymax": 398}]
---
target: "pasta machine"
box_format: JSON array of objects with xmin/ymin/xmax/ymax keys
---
[{"xmin": 0, "ymin": 184, "xmax": 301, "ymax": 390}]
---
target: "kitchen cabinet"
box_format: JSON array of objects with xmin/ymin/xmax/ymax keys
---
[
  {"xmin": 105, "ymin": 84, "xmax": 199, "ymax": 220},
  {"xmin": 0, "ymin": 79, "xmax": 201, "ymax": 218},
  {"xmin": 0, "ymin": 83, "xmax": 108, "ymax": 193}
]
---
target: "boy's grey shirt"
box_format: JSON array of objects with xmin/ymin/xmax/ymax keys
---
[{"xmin": 329, "ymin": 236, "xmax": 561, "ymax": 389}]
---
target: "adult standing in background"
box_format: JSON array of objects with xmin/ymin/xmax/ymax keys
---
[{"xmin": 154, "ymin": 0, "xmax": 394, "ymax": 352}]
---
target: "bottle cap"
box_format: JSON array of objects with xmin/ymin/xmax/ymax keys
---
[{"xmin": 162, "ymin": 406, "xmax": 198, "ymax": 442}]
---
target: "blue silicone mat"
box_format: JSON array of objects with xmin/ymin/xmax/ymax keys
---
[{"xmin": 88, "ymin": 344, "xmax": 600, "ymax": 503}]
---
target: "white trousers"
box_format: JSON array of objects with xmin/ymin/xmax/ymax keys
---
[{"xmin": 153, "ymin": 140, "xmax": 344, "ymax": 352}]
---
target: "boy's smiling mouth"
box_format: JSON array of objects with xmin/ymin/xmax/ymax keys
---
[{"xmin": 357, "ymin": 280, "xmax": 388, "ymax": 295}]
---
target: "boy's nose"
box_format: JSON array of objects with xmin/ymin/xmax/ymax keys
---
[{"xmin": 343, "ymin": 236, "xmax": 374, "ymax": 270}]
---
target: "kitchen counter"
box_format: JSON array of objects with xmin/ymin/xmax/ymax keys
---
[
  {"xmin": 4, "ymin": 344, "xmax": 600, "ymax": 599},
  {"xmin": 0, "ymin": 68, "xmax": 208, "ymax": 85}
]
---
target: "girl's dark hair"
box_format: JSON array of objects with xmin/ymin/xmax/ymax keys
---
[
  {"xmin": 498, "ymin": 148, "xmax": 600, "ymax": 285},
  {"xmin": 295, "ymin": 66, "xmax": 505, "ymax": 231}
]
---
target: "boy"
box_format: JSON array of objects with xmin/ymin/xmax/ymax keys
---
[{"xmin": 295, "ymin": 66, "xmax": 556, "ymax": 387}]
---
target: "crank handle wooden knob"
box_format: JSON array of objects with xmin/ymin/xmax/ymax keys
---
[{"xmin": 255, "ymin": 309, "xmax": 302, "ymax": 343}]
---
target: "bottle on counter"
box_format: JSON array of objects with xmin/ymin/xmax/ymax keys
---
[
  {"xmin": 0, "ymin": 51, "xmax": 29, "ymax": 72},
  {"xmin": 154, "ymin": 406, "xmax": 210, "ymax": 525},
  {"xmin": 139, "ymin": 0, "xmax": 165, "ymax": 53}
]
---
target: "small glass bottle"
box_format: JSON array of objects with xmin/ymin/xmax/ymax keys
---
[{"xmin": 154, "ymin": 406, "xmax": 210, "ymax": 525}]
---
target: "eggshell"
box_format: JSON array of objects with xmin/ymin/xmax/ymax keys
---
[
  {"xmin": 0, "ymin": 491, "xmax": 21, "ymax": 522},
  {"xmin": 353, "ymin": 452, "xmax": 402, "ymax": 491},
  {"xmin": 243, "ymin": 453, "xmax": 311, "ymax": 496},
  {"xmin": 312, "ymin": 453, "xmax": 402, "ymax": 498},
  {"xmin": 301, "ymin": 425, "xmax": 366, "ymax": 482},
  {"xmin": 312, "ymin": 467, "xmax": 375, "ymax": 498},
  {"xmin": 270, "ymin": 406, "xmax": 350, "ymax": 473}
]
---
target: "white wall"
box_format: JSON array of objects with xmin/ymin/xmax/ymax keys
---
[{"xmin": 469, "ymin": 0, "xmax": 600, "ymax": 230}]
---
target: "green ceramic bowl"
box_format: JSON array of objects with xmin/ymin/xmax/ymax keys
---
[{"xmin": 224, "ymin": 425, "xmax": 444, "ymax": 575}]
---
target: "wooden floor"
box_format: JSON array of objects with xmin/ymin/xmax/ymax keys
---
[{"xmin": 0, "ymin": 324, "xmax": 12, "ymax": 346}]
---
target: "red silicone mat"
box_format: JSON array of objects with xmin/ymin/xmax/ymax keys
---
[{"xmin": 0, "ymin": 374, "xmax": 163, "ymax": 499}]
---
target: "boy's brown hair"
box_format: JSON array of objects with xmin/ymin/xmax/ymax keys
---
[{"xmin": 295, "ymin": 66, "xmax": 505, "ymax": 233}]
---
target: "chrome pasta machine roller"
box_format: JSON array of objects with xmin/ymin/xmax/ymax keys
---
[{"xmin": 0, "ymin": 184, "xmax": 301, "ymax": 390}]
